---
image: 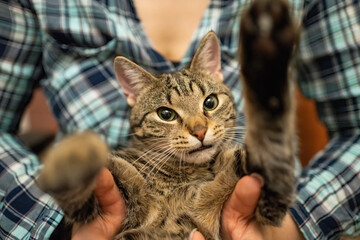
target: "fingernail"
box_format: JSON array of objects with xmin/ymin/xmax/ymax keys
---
[
  {"xmin": 189, "ymin": 228, "xmax": 197, "ymax": 240},
  {"xmin": 250, "ymin": 173, "xmax": 264, "ymax": 187}
]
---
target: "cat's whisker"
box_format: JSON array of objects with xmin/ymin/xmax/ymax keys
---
[
  {"xmin": 224, "ymin": 133, "xmax": 246, "ymax": 139},
  {"xmin": 123, "ymin": 145, "xmax": 175, "ymax": 183},
  {"xmin": 179, "ymin": 149, "xmax": 186, "ymax": 181},
  {"xmin": 119, "ymin": 132, "xmax": 137, "ymax": 138},
  {"xmin": 142, "ymin": 143, "xmax": 173, "ymax": 162},
  {"xmin": 122, "ymin": 146, "xmax": 173, "ymax": 183},
  {"xmin": 223, "ymin": 132, "xmax": 245, "ymax": 138},
  {"xmin": 136, "ymin": 145, "xmax": 174, "ymax": 175},
  {"xmin": 234, "ymin": 113, "xmax": 245, "ymax": 120},
  {"xmin": 131, "ymin": 140, "xmax": 172, "ymax": 164},
  {"xmin": 171, "ymin": 148, "xmax": 184, "ymax": 180},
  {"xmin": 222, "ymin": 139, "xmax": 245, "ymax": 145},
  {"xmin": 221, "ymin": 138, "xmax": 245, "ymax": 146},
  {"xmin": 151, "ymin": 149, "xmax": 179, "ymax": 178},
  {"xmin": 222, "ymin": 132, "xmax": 245, "ymax": 141},
  {"xmin": 140, "ymin": 138, "xmax": 172, "ymax": 146},
  {"xmin": 224, "ymin": 130, "xmax": 246, "ymax": 135},
  {"xmin": 177, "ymin": 149, "xmax": 182, "ymax": 179},
  {"xmin": 225, "ymin": 126, "xmax": 246, "ymax": 130},
  {"xmin": 121, "ymin": 141, "xmax": 173, "ymax": 179},
  {"xmin": 223, "ymin": 132, "xmax": 246, "ymax": 138},
  {"xmin": 145, "ymin": 148, "xmax": 177, "ymax": 178},
  {"xmin": 224, "ymin": 128, "xmax": 246, "ymax": 138}
]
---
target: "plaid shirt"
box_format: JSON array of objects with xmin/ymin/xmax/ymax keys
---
[{"xmin": 0, "ymin": 0, "xmax": 359, "ymax": 239}]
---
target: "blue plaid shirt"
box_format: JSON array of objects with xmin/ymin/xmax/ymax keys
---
[{"xmin": 0, "ymin": 0, "xmax": 359, "ymax": 239}]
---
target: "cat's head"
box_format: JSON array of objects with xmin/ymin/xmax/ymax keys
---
[{"xmin": 114, "ymin": 32, "xmax": 236, "ymax": 164}]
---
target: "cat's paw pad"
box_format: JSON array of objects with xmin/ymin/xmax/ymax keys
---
[
  {"xmin": 240, "ymin": 0, "xmax": 297, "ymax": 62},
  {"xmin": 239, "ymin": 0, "xmax": 298, "ymax": 114},
  {"xmin": 37, "ymin": 131, "xmax": 108, "ymax": 193}
]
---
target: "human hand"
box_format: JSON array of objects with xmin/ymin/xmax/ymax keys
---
[
  {"xmin": 220, "ymin": 175, "xmax": 267, "ymax": 240},
  {"xmin": 186, "ymin": 176, "xmax": 263, "ymax": 240},
  {"xmin": 193, "ymin": 175, "xmax": 304, "ymax": 240},
  {"xmin": 72, "ymin": 168, "xmax": 126, "ymax": 240},
  {"xmin": 221, "ymin": 176, "xmax": 304, "ymax": 240}
]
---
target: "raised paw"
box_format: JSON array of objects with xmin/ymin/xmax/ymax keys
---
[
  {"xmin": 239, "ymin": 0, "xmax": 298, "ymax": 114},
  {"xmin": 37, "ymin": 131, "xmax": 108, "ymax": 193}
]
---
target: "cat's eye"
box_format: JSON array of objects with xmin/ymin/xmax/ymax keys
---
[
  {"xmin": 157, "ymin": 107, "xmax": 178, "ymax": 121},
  {"xmin": 203, "ymin": 95, "xmax": 218, "ymax": 111}
]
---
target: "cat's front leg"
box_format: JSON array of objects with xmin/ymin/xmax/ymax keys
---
[
  {"xmin": 37, "ymin": 132, "xmax": 108, "ymax": 224},
  {"xmin": 191, "ymin": 147, "xmax": 246, "ymax": 240},
  {"xmin": 239, "ymin": 0, "xmax": 298, "ymax": 226},
  {"xmin": 107, "ymin": 153, "xmax": 154, "ymax": 232}
]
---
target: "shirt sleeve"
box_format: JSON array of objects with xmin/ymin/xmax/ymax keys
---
[
  {"xmin": 0, "ymin": 2, "xmax": 63, "ymax": 239},
  {"xmin": 290, "ymin": 0, "xmax": 360, "ymax": 239}
]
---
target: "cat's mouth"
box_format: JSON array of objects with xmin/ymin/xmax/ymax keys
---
[{"xmin": 189, "ymin": 145, "xmax": 213, "ymax": 154}]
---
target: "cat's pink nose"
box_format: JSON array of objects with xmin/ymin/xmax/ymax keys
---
[{"xmin": 192, "ymin": 125, "xmax": 207, "ymax": 141}]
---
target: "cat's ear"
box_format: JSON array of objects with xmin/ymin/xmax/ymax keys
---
[
  {"xmin": 190, "ymin": 31, "xmax": 223, "ymax": 81},
  {"xmin": 114, "ymin": 57, "xmax": 156, "ymax": 106}
]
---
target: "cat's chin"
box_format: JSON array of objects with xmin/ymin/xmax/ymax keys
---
[{"xmin": 184, "ymin": 146, "xmax": 217, "ymax": 164}]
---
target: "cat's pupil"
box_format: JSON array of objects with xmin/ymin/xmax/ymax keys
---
[{"xmin": 204, "ymin": 95, "xmax": 218, "ymax": 111}]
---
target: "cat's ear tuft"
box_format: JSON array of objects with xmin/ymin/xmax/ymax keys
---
[
  {"xmin": 190, "ymin": 31, "xmax": 223, "ymax": 81},
  {"xmin": 114, "ymin": 57, "xmax": 156, "ymax": 106}
]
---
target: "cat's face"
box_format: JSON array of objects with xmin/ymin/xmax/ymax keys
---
[
  {"xmin": 131, "ymin": 70, "xmax": 235, "ymax": 164},
  {"xmin": 114, "ymin": 32, "xmax": 236, "ymax": 164}
]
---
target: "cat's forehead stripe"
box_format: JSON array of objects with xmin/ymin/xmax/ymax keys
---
[
  {"xmin": 189, "ymin": 79, "xmax": 206, "ymax": 96},
  {"xmin": 162, "ymin": 72, "xmax": 210, "ymax": 105},
  {"xmin": 175, "ymin": 73, "xmax": 190, "ymax": 96},
  {"xmin": 179, "ymin": 72, "xmax": 207, "ymax": 96},
  {"xmin": 181, "ymin": 70, "xmax": 207, "ymax": 96}
]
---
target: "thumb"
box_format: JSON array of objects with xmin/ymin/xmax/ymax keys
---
[
  {"xmin": 224, "ymin": 175, "xmax": 263, "ymax": 218},
  {"xmin": 73, "ymin": 168, "xmax": 126, "ymax": 240},
  {"xmin": 190, "ymin": 230, "xmax": 205, "ymax": 240},
  {"xmin": 94, "ymin": 168, "xmax": 126, "ymax": 222}
]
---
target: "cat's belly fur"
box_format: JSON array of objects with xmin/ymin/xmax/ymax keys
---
[{"xmin": 110, "ymin": 149, "xmax": 241, "ymax": 240}]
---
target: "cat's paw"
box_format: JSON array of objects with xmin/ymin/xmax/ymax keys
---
[
  {"xmin": 37, "ymin": 131, "xmax": 108, "ymax": 193},
  {"xmin": 239, "ymin": 0, "xmax": 298, "ymax": 113}
]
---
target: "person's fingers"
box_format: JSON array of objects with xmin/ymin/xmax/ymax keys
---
[
  {"xmin": 225, "ymin": 175, "xmax": 262, "ymax": 218},
  {"xmin": 94, "ymin": 168, "xmax": 126, "ymax": 222}
]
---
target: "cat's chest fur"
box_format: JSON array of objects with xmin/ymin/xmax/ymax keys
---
[
  {"xmin": 145, "ymin": 164, "xmax": 215, "ymax": 196},
  {"xmin": 122, "ymin": 150, "xmax": 221, "ymax": 197},
  {"xmin": 109, "ymin": 146, "xmax": 239, "ymax": 235}
]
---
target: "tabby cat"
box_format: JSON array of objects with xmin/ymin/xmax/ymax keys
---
[{"xmin": 38, "ymin": 0, "xmax": 298, "ymax": 239}]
